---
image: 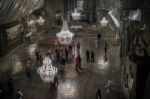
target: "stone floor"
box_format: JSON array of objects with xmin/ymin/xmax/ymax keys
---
[{"xmin": 0, "ymin": 31, "xmax": 127, "ymax": 99}]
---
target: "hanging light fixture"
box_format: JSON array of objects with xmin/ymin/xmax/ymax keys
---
[
  {"xmin": 37, "ymin": 16, "xmax": 45, "ymax": 25},
  {"xmin": 100, "ymin": 17, "xmax": 108, "ymax": 27},
  {"xmin": 71, "ymin": 8, "xmax": 81, "ymax": 20},
  {"xmin": 56, "ymin": 20, "xmax": 74, "ymax": 44},
  {"xmin": 38, "ymin": 57, "xmax": 57, "ymax": 82}
]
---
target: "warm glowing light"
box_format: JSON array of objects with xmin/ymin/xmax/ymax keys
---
[
  {"xmin": 100, "ymin": 17, "xmax": 108, "ymax": 27},
  {"xmin": 58, "ymin": 81, "xmax": 77, "ymax": 97},
  {"xmin": 56, "ymin": 20, "xmax": 74, "ymax": 44},
  {"xmin": 38, "ymin": 57, "xmax": 57, "ymax": 82},
  {"xmin": 71, "ymin": 8, "xmax": 81, "ymax": 20},
  {"xmin": 98, "ymin": 57, "xmax": 109, "ymax": 69},
  {"xmin": 37, "ymin": 16, "xmax": 45, "ymax": 25},
  {"xmin": 108, "ymin": 10, "xmax": 120, "ymax": 28}
]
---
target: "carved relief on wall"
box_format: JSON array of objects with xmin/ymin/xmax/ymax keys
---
[{"xmin": 6, "ymin": 24, "xmax": 24, "ymax": 42}]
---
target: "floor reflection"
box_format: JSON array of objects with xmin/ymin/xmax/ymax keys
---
[
  {"xmin": 28, "ymin": 44, "xmax": 38, "ymax": 56},
  {"xmin": 11, "ymin": 55, "xmax": 23, "ymax": 74},
  {"xmin": 58, "ymin": 79, "xmax": 78, "ymax": 98},
  {"xmin": 97, "ymin": 57, "xmax": 109, "ymax": 70}
]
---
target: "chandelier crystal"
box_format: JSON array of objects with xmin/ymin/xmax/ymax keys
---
[
  {"xmin": 100, "ymin": 17, "xmax": 108, "ymax": 27},
  {"xmin": 38, "ymin": 57, "xmax": 57, "ymax": 82},
  {"xmin": 56, "ymin": 20, "xmax": 74, "ymax": 44},
  {"xmin": 71, "ymin": 8, "xmax": 80, "ymax": 20}
]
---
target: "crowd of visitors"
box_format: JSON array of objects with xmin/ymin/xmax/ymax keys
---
[{"xmin": 0, "ymin": 32, "xmax": 108, "ymax": 99}]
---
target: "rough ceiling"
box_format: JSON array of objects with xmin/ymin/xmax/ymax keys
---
[{"xmin": 0, "ymin": 0, "xmax": 44, "ymax": 24}]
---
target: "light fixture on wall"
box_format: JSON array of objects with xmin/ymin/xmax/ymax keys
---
[
  {"xmin": 129, "ymin": 9, "xmax": 141, "ymax": 22},
  {"xmin": 100, "ymin": 17, "xmax": 108, "ymax": 27},
  {"xmin": 38, "ymin": 57, "xmax": 57, "ymax": 82},
  {"xmin": 108, "ymin": 10, "xmax": 120, "ymax": 28},
  {"xmin": 71, "ymin": 8, "xmax": 81, "ymax": 20},
  {"xmin": 56, "ymin": 20, "xmax": 74, "ymax": 44},
  {"xmin": 37, "ymin": 16, "xmax": 45, "ymax": 25}
]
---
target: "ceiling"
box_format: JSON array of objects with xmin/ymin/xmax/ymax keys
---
[{"xmin": 0, "ymin": 0, "xmax": 44, "ymax": 24}]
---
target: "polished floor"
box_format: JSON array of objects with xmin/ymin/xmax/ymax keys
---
[{"xmin": 0, "ymin": 30, "xmax": 127, "ymax": 99}]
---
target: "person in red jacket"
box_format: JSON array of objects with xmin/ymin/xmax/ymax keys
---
[{"xmin": 75, "ymin": 56, "xmax": 80, "ymax": 72}]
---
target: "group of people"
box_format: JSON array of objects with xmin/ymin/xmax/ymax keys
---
[{"xmin": 86, "ymin": 50, "xmax": 95, "ymax": 63}]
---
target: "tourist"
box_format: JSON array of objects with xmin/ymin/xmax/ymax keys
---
[
  {"xmin": 26, "ymin": 58, "xmax": 32, "ymax": 79},
  {"xmin": 8, "ymin": 77, "xmax": 14, "ymax": 96},
  {"xmin": 96, "ymin": 33, "xmax": 101, "ymax": 47},
  {"xmin": 75, "ymin": 56, "xmax": 80, "ymax": 71},
  {"xmin": 91, "ymin": 50, "xmax": 95, "ymax": 63},
  {"xmin": 16, "ymin": 88, "xmax": 23, "ymax": 99},
  {"xmin": 104, "ymin": 41, "xmax": 107, "ymax": 55},
  {"xmin": 35, "ymin": 48, "xmax": 39, "ymax": 60},
  {"xmin": 86, "ymin": 50, "xmax": 90, "ymax": 62},
  {"xmin": 96, "ymin": 88, "xmax": 102, "ymax": 99},
  {"xmin": 69, "ymin": 43, "xmax": 72, "ymax": 54},
  {"xmin": 97, "ymin": 33, "xmax": 101, "ymax": 40},
  {"xmin": 35, "ymin": 49, "xmax": 42, "ymax": 66},
  {"xmin": 48, "ymin": 48, "xmax": 52, "ymax": 59},
  {"xmin": 55, "ymin": 47, "xmax": 60, "ymax": 62},
  {"xmin": 78, "ymin": 55, "xmax": 82, "ymax": 70},
  {"xmin": 65, "ymin": 48, "xmax": 69, "ymax": 62},
  {"xmin": 60, "ymin": 55, "xmax": 66, "ymax": 72},
  {"xmin": 76, "ymin": 41, "xmax": 80, "ymax": 52},
  {"xmin": 51, "ymin": 76, "xmax": 59, "ymax": 90}
]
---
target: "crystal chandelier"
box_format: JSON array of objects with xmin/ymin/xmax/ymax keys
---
[
  {"xmin": 71, "ymin": 8, "xmax": 80, "ymax": 20},
  {"xmin": 37, "ymin": 16, "xmax": 45, "ymax": 25},
  {"xmin": 38, "ymin": 57, "xmax": 57, "ymax": 82},
  {"xmin": 100, "ymin": 17, "xmax": 108, "ymax": 27},
  {"xmin": 56, "ymin": 20, "xmax": 74, "ymax": 44}
]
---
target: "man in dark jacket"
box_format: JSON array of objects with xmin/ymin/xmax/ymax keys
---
[
  {"xmin": 96, "ymin": 88, "xmax": 101, "ymax": 99},
  {"xmin": 91, "ymin": 50, "xmax": 95, "ymax": 63},
  {"xmin": 86, "ymin": 50, "xmax": 90, "ymax": 62}
]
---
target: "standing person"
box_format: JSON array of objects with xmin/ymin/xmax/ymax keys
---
[
  {"xmin": 38, "ymin": 52, "xmax": 43, "ymax": 66},
  {"xmin": 86, "ymin": 50, "xmax": 90, "ymax": 63},
  {"xmin": 16, "ymin": 88, "xmax": 23, "ymax": 99},
  {"xmin": 26, "ymin": 58, "xmax": 32, "ymax": 79},
  {"xmin": 51, "ymin": 76, "xmax": 59, "ymax": 90},
  {"xmin": 104, "ymin": 41, "xmax": 108, "ymax": 62},
  {"xmin": 60, "ymin": 55, "xmax": 66, "ymax": 72},
  {"xmin": 78, "ymin": 55, "xmax": 82, "ymax": 70},
  {"xmin": 71, "ymin": 41, "xmax": 76, "ymax": 59},
  {"xmin": 97, "ymin": 33, "xmax": 101, "ymax": 40},
  {"xmin": 35, "ymin": 49, "xmax": 39, "ymax": 60},
  {"xmin": 8, "ymin": 77, "xmax": 14, "ymax": 96},
  {"xmin": 104, "ymin": 41, "xmax": 107, "ymax": 55},
  {"xmin": 76, "ymin": 41, "xmax": 80, "ymax": 53},
  {"xmin": 65, "ymin": 48, "xmax": 69, "ymax": 62},
  {"xmin": 60, "ymin": 46, "xmax": 64, "ymax": 53},
  {"xmin": 75, "ymin": 56, "xmax": 80, "ymax": 71},
  {"xmin": 96, "ymin": 33, "xmax": 101, "ymax": 47},
  {"xmin": 55, "ymin": 47, "xmax": 60, "ymax": 63},
  {"xmin": 91, "ymin": 50, "xmax": 95, "ymax": 63},
  {"xmin": 35, "ymin": 49, "xmax": 42, "ymax": 66},
  {"xmin": 48, "ymin": 48, "xmax": 52, "ymax": 59},
  {"xmin": 96, "ymin": 89, "xmax": 102, "ymax": 99},
  {"xmin": 69, "ymin": 43, "xmax": 72, "ymax": 54}
]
